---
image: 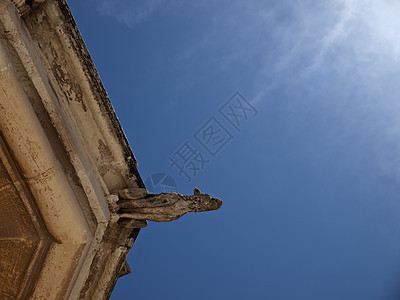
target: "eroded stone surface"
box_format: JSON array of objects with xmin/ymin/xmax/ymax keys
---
[
  {"xmin": 10, "ymin": 0, "xmax": 45, "ymax": 16},
  {"xmin": 0, "ymin": 140, "xmax": 51, "ymax": 300},
  {"xmin": 113, "ymin": 188, "xmax": 223, "ymax": 228},
  {"xmin": 0, "ymin": 1, "xmax": 223, "ymax": 299}
]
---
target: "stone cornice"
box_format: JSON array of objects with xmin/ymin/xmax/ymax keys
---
[
  {"xmin": 0, "ymin": 0, "xmax": 144, "ymax": 299},
  {"xmin": 0, "ymin": 1, "xmax": 222, "ymax": 299},
  {"xmin": 10, "ymin": 0, "xmax": 46, "ymax": 16},
  {"xmin": 53, "ymin": 0, "xmax": 143, "ymax": 186}
]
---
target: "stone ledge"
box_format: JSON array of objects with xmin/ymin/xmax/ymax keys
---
[
  {"xmin": 10, "ymin": 0, "xmax": 46, "ymax": 16},
  {"xmin": 0, "ymin": 1, "xmax": 144, "ymax": 299}
]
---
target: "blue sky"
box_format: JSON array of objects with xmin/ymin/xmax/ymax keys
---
[{"xmin": 68, "ymin": 1, "xmax": 400, "ymax": 299}]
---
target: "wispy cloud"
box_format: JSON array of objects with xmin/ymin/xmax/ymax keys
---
[
  {"xmin": 90, "ymin": 0, "xmax": 400, "ymax": 182},
  {"xmin": 307, "ymin": 0, "xmax": 357, "ymax": 72},
  {"xmin": 96, "ymin": 0, "xmax": 167, "ymax": 27},
  {"xmin": 250, "ymin": 0, "xmax": 400, "ymax": 103},
  {"xmin": 93, "ymin": 0, "xmax": 400, "ymax": 110}
]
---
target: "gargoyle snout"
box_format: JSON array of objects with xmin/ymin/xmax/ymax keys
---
[{"xmin": 211, "ymin": 197, "xmax": 223, "ymax": 210}]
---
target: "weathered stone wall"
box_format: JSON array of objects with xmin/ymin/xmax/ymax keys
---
[{"xmin": 0, "ymin": 1, "xmax": 144, "ymax": 299}]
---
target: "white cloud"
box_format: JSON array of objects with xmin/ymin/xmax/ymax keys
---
[
  {"xmin": 89, "ymin": 0, "xmax": 400, "ymax": 181},
  {"xmin": 308, "ymin": 0, "xmax": 357, "ymax": 71},
  {"xmin": 251, "ymin": 0, "xmax": 400, "ymax": 104},
  {"xmin": 96, "ymin": 0, "xmax": 167, "ymax": 27},
  {"xmin": 92, "ymin": 0, "xmax": 400, "ymax": 108}
]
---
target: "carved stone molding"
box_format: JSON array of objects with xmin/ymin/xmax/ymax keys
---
[
  {"xmin": 10, "ymin": 0, "xmax": 46, "ymax": 16},
  {"xmin": 0, "ymin": 1, "xmax": 222, "ymax": 299},
  {"xmin": 0, "ymin": 135, "xmax": 52, "ymax": 299}
]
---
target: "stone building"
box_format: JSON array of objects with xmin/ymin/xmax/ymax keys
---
[{"xmin": 0, "ymin": 1, "xmax": 221, "ymax": 299}]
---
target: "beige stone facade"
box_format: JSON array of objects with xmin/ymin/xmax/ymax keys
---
[
  {"xmin": 0, "ymin": 1, "xmax": 144, "ymax": 298},
  {"xmin": 0, "ymin": 1, "xmax": 223, "ymax": 298}
]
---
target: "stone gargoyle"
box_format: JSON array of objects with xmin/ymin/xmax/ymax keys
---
[{"xmin": 108, "ymin": 187, "xmax": 222, "ymax": 228}]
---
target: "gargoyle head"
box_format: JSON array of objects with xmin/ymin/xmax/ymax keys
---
[{"xmin": 188, "ymin": 193, "xmax": 223, "ymax": 212}]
